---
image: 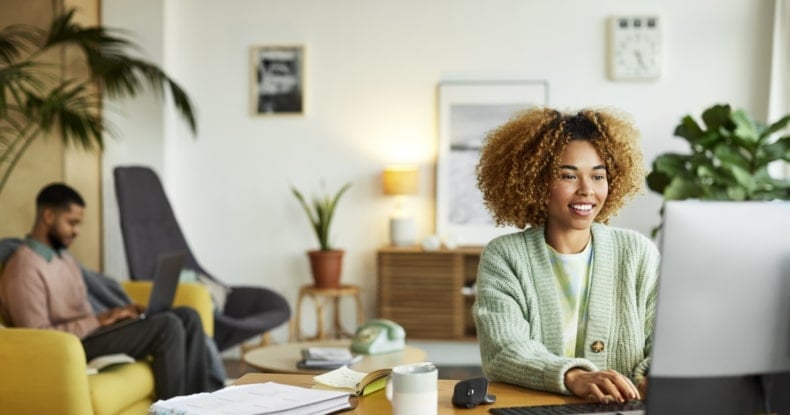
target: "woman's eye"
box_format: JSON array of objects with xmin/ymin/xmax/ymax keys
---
[
  {"xmin": 593, "ymin": 175, "xmax": 607, "ymax": 181},
  {"xmin": 561, "ymin": 174, "xmax": 576, "ymax": 180}
]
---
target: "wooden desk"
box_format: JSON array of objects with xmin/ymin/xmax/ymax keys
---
[
  {"xmin": 234, "ymin": 373, "xmax": 585, "ymax": 414},
  {"xmin": 243, "ymin": 339, "xmax": 427, "ymax": 374}
]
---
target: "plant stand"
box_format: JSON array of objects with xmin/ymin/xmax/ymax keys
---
[{"xmin": 290, "ymin": 284, "xmax": 364, "ymax": 341}]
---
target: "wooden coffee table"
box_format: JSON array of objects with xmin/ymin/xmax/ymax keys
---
[{"xmin": 243, "ymin": 339, "xmax": 427, "ymax": 374}]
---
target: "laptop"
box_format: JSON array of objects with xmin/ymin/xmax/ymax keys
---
[{"xmin": 84, "ymin": 251, "xmax": 186, "ymax": 339}]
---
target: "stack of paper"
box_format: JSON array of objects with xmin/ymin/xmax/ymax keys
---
[
  {"xmin": 297, "ymin": 347, "xmax": 362, "ymax": 370},
  {"xmin": 150, "ymin": 382, "xmax": 351, "ymax": 415}
]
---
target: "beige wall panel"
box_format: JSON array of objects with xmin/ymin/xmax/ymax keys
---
[
  {"xmin": 0, "ymin": 136, "xmax": 64, "ymax": 238},
  {"xmin": 0, "ymin": 1, "xmax": 59, "ymax": 241},
  {"xmin": 0, "ymin": 0, "xmax": 51, "ymax": 27}
]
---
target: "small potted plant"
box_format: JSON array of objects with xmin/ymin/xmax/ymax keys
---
[
  {"xmin": 646, "ymin": 103, "xmax": 789, "ymax": 236},
  {"xmin": 291, "ymin": 181, "xmax": 352, "ymax": 288}
]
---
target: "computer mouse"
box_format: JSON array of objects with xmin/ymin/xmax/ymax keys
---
[{"xmin": 452, "ymin": 377, "xmax": 497, "ymax": 409}]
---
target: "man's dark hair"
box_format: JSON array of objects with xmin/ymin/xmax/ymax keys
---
[{"xmin": 36, "ymin": 183, "xmax": 85, "ymax": 210}]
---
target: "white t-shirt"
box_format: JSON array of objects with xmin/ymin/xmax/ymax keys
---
[{"xmin": 547, "ymin": 241, "xmax": 594, "ymax": 357}]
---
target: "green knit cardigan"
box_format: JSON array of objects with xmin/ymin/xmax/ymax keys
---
[{"xmin": 473, "ymin": 223, "xmax": 660, "ymax": 394}]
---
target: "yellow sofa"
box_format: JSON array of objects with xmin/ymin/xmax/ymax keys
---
[{"xmin": 0, "ymin": 281, "xmax": 213, "ymax": 415}]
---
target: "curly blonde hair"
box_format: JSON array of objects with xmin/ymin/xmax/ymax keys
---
[{"xmin": 476, "ymin": 107, "xmax": 645, "ymax": 228}]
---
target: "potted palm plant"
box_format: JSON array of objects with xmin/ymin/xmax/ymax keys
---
[
  {"xmin": 291, "ymin": 182, "xmax": 352, "ymax": 288},
  {"xmin": 0, "ymin": 8, "xmax": 196, "ymax": 197},
  {"xmin": 646, "ymin": 103, "xmax": 789, "ymax": 236}
]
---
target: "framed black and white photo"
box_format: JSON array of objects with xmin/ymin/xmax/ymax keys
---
[
  {"xmin": 250, "ymin": 45, "xmax": 304, "ymax": 115},
  {"xmin": 435, "ymin": 81, "xmax": 548, "ymax": 246}
]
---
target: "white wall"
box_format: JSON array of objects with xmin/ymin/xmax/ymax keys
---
[
  {"xmin": 102, "ymin": 0, "xmax": 774, "ymax": 343},
  {"xmin": 102, "ymin": 0, "xmax": 167, "ymax": 283}
]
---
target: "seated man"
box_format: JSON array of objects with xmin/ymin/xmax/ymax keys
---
[{"xmin": 0, "ymin": 183, "xmax": 214, "ymax": 399}]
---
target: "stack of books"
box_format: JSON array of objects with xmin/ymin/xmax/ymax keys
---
[{"xmin": 297, "ymin": 347, "xmax": 363, "ymax": 370}]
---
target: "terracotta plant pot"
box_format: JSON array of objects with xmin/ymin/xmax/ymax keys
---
[{"xmin": 307, "ymin": 250, "xmax": 344, "ymax": 288}]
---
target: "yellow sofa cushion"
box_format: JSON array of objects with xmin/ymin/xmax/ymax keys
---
[{"xmin": 88, "ymin": 361, "xmax": 154, "ymax": 415}]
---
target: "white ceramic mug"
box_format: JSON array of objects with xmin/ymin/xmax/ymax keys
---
[{"xmin": 385, "ymin": 362, "xmax": 438, "ymax": 415}]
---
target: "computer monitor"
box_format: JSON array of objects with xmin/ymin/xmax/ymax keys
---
[{"xmin": 648, "ymin": 200, "xmax": 790, "ymax": 414}]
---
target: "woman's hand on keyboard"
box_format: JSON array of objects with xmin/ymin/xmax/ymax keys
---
[{"xmin": 563, "ymin": 368, "xmax": 641, "ymax": 404}]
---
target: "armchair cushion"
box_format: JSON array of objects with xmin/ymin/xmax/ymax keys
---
[{"xmin": 88, "ymin": 361, "xmax": 154, "ymax": 415}]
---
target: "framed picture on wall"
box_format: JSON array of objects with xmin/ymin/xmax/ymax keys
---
[
  {"xmin": 250, "ymin": 45, "xmax": 305, "ymax": 115},
  {"xmin": 435, "ymin": 80, "xmax": 548, "ymax": 246}
]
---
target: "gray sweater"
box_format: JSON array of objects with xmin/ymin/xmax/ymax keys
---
[{"xmin": 473, "ymin": 223, "xmax": 659, "ymax": 394}]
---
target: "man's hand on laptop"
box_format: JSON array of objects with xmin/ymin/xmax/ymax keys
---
[
  {"xmin": 97, "ymin": 304, "xmax": 143, "ymax": 326},
  {"xmin": 564, "ymin": 368, "xmax": 641, "ymax": 404}
]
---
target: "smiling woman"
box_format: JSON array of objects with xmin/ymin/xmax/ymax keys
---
[
  {"xmin": 545, "ymin": 140, "xmax": 611, "ymax": 253},
  {"xmin": 476, "ymin": 108, "xmax": 645, "ymax": 230},
  {"xmin": 473, "ymin": 107, "xmax": 660, "ymax": 404}
]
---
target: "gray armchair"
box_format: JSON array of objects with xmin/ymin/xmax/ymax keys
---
[{"xmin": 113, "ymin": 165, "xmax": 291, "ymax": 351}]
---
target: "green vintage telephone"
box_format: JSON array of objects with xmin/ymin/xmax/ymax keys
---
[{"xmin": 350, "ymin": 319, "xmax": 405, "ymax": 355}]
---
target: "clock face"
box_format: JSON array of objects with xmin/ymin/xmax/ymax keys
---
[{"xmin": 608, "ymin": 16, "xmax": 661, "ymax": 81}]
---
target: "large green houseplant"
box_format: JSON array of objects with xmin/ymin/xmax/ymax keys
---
[
  {"xmin": 291, "ymin": 182, "xmax": 351, "ymax": 288},
  {"xmin": 646, "ymin": 103, "xmax": 789, "ymax": 235},
  {"xmin": 0, "ymin": 8, "xmax": 196, "ymax": 197}
]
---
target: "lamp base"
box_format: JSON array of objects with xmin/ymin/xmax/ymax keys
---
[{"xmin": 390, "ymin": 217, "xmax": 416, "ymax": 246}]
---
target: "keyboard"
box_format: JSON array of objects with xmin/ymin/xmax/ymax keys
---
[{"xmin": 489, "ymin": 400, "xmax": 645, "ymax": 415}]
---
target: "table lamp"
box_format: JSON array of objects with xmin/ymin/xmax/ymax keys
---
[{"xmin": 382, "ymin": 165, "xmax": 419, "ymax": 246}]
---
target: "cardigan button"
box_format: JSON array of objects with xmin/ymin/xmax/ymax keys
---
[{"xmin": 591, "ymin": 340, "xmax": 605, "ymax": 353}]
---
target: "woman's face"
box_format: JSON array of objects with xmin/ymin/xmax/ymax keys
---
[{"xmin": 546, "ymin": 140, "xmax": 609, "ymax": 232}]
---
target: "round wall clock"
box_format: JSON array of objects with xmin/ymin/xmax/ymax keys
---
[{"xmin": 607, "ymin": 16, "xmax": 662, "ymax": 81}]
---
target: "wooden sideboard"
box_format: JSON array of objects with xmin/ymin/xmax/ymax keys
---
[{"xmin": 377, "ymin": 246, "xmax": 483, "ymax": 340}]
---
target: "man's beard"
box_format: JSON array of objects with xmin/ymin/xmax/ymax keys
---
[{"xmin": 47, "ymin": 231, "xmax": 67, "ymax": 251}]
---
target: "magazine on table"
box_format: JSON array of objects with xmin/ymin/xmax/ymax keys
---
[{"xmin": 297, "ymin": 347, "xmax": 363, "ymax": 370}]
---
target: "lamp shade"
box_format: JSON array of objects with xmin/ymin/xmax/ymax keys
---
[{"xmin": 382, "ymin": 166, "xmax": 419, "ymax": 195}]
